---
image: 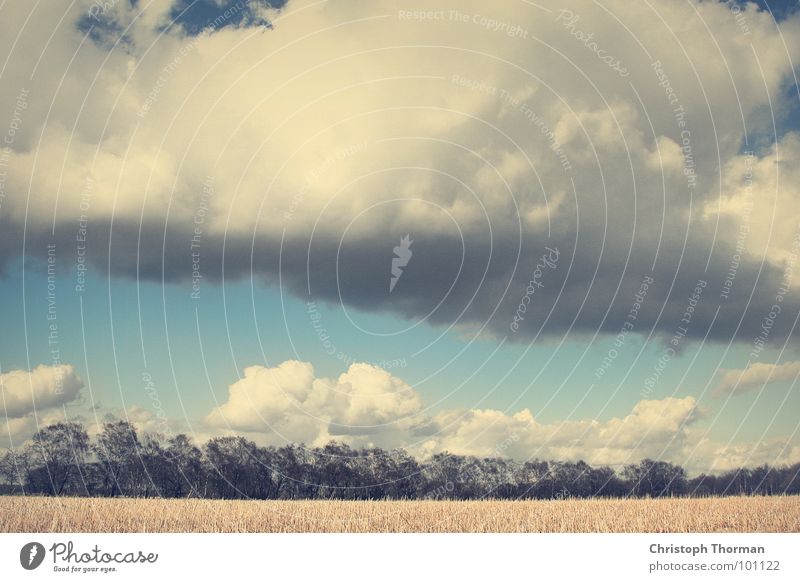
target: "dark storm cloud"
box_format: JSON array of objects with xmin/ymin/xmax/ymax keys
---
[
  {"xmin": 4, "ymin": 200, "xmax": 798, "ymax": 349},
  {"xmin": 2, "ymin": 0, "xmax": 799, "ymax": 350}
]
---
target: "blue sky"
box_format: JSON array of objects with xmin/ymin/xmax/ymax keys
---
[
  {"xmin": 1, "ymin": 0, "xmax": 800, "ymax": 472},
  {"xmin": 3, "ymin": 255, "xmax": 798, "ymax": 447}
]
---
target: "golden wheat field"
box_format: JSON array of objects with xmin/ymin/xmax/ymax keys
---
[{"xmin": 1, "ymin": 496, "xmax": 798, "ymax": 533}]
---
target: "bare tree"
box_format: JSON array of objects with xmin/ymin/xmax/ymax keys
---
[
  {"xmin": 93, "ymin": 420, "xmax": 144, "ymax": 497},
  {"xmin": 27, "ymin": 422, "xmax": 90, "ymax": 495},
  {"xmin": 2, "ymin": 420, "xmax": 797, "ymax": 500}
]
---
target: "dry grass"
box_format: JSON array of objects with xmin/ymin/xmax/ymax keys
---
[{"xmin": 1, "ymin": 495, "xmax": 798, "ymax": 533}]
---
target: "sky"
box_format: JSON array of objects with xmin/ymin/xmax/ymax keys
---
[{"xmin": 1, "ymin": 0, "xmax": 800, "ymax": 474}]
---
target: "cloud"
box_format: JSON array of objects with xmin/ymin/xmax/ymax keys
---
[
  {"xmin": 204, "ymin": 358, "xmax": 797, "ymax": 472},
  {"xmin": 0, "ymin": 364, "xmax": 84, "ymax": 449},
  {"xmin": 0, "ymin": 359, "xmax": 792, "ymax": 473},
  {"xmin": 424, "ymin": 396, "xmax": 701, "ymax": 468},
  {"xmin": 205, "ymin": 360, "xmax": 764, "ymax": 474},
  {"xmin": 205, "ymin": 360, "xmax": 425, "ymax": 446},
  {"xmin": 689, "ymin": 435, "xmax": 800, "ymax": 473},
  {"xmin": 0, "ymin": 364, "xmax": 83, "ymax": 418},
  {"xmin": 714, "ymin": 360, "xmax": 800, "ymax": 396},
  {"xmin": 0, "ymin": 401, "xmax": 198, "ymax": 451},
  {"xmin": 705, "ymin": 136, "xmax": 800, "ymax": 265},
  {"xmin": 0, "ymin": 415, "xmax": 39, "ymax": 449},
  {"xmin": 0, "ymin": 0, "xmax": 799, "ymax": 345},
  {"xmin": 82, "ymin": 403, "xmax": 192, "ymax": 442},
  {"xmin": 0, "ymin": 409, "xmax": 76, "ymax": 449}
]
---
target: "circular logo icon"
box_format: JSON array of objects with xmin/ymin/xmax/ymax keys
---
[{"xmin": 20, "ymin": 542, "xmax": 45, "ymax": 570}]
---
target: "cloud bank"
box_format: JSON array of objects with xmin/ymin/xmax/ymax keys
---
[
  {"xmin": 0, "ymin": 0, "xmax": 799, "ymax": 346},
  {"xmin": 1, "ymin": 359, "xmax": 795, "ymax": 474},
  {"xmin": 206, "ymin": 359, "xmax": 800, "ymax": 473}
]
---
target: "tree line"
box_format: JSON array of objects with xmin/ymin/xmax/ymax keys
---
[{"xmin": 1, "ymin": 420, "xmax": 798, "ymax": 499}]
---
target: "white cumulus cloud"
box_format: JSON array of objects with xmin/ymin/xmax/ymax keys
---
[
  {"xmin": 0, "ymin": 364, "xmax": 83, "ymax": 418},
  {"xmin": 205, "ymin": 360, "xmax": 425, "ymax": 446},
  {"xmin": 204, "ymin": 360, "xmax": 792, "ymax": 471},
  {"xmin": 714, "ymin": 360, "xmax": 800, "ymax": 396}
]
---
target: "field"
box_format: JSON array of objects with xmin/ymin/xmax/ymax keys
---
[{"xmin": 1, "ymin": 496, "xmax": 799, "ymax": 533}]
